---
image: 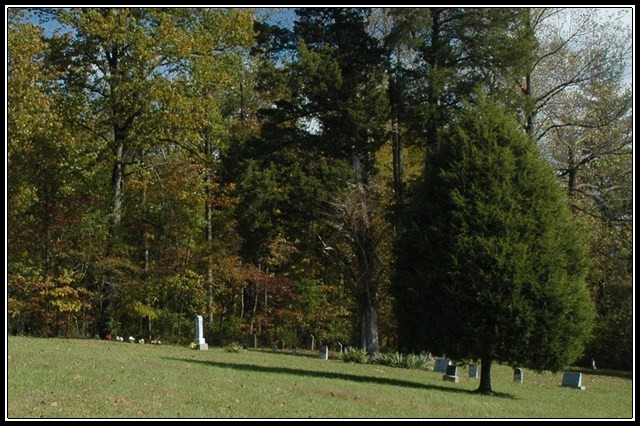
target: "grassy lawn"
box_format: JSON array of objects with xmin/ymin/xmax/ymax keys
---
[{"xmin": 7, "ymin": 336, "xmax": 633, "ymax": 419}]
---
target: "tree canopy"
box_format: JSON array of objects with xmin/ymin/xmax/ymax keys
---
[
  {"xmin": 7, "ymin": 7, "xmax": 630, "ymax": 376},
  {"xmin": 393, "ymin": 95, "xmax": 595, "ymax": 393}
]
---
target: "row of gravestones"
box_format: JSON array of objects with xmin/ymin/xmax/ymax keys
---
[
  {"xmin": 436, "ymin": 358, "xmax": 586, "ymax": 390},
  {"xmin": 194, "ymin": 314, "xmax": 334, "ymax": 360},
  {"xmin": 194, "ymin": 314, "xmax": 330, "ymax": 357},
  {"xmin": 192, "ymin": 317, "xmax": 585, "ymax": 390},
  {"xmin": 271, "ymin": 345, "xmax": 328, "ymax": 359},
  {"xmin": 194, "ymin": 314, "xmax": 327, "ymax": 358}
]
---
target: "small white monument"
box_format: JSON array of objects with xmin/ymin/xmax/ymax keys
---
[
  {"xmin": 194, "ymin": 315, "xmax": 208, "ymax": 350},
  {"xmin": 319, "ymin": 345, "xmax": 329, "ymax": 360},
  {"xmin": 514, "ymin": 367, "xmax": 524, "ymax": 384}
]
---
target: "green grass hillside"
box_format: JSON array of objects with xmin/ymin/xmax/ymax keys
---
[{"xmin": 7, "ymin": 337, "xmax": 633, "ymax": 419}]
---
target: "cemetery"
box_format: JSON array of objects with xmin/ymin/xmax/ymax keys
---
[
  {"xmin": 7, "ymin": 6, "xmax": 632, "ymax": 420},
  {"xmin": 7, "ymin": 336, "xmax": 632, "ymax": 419}
]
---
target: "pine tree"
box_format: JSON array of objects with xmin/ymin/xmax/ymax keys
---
[
  {"xmin": 393, "ymin": 95, "xmax": 595, "ymax": 394},
  {"xmin": 256, "ymin": 7, "xmax": 391, "ymax": 353}
]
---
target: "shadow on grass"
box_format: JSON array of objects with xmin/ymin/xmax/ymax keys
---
[
  {"xmin": 164, "ymin": 356, "xmax": 515, "ymax": 399},
  {"xmin": 571, "ymin": 368, "xmax": 633, "ymax": 380},
  {"xmin": 248, "ymin": 348, "xmax": 325, "ymax": 361}
]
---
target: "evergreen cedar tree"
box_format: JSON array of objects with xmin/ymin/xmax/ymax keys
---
[{"xmin": 392, "ymin": 96, "xmax": 595, "ymax": 393}]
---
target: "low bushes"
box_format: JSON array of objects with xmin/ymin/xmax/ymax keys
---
[{"xmin": 340, "ymin": 348, "xmax": 433, "ymax": 370}]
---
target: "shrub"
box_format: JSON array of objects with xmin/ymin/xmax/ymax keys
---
[
  {"xmin": 340, "ymin": 347, "xmax": 369, "ymax": 364},
  {"xmin": 370, "ymin": 352, "xmax": 432, "ymax": 369},
  {"xmin": 370, "ymin": 352, "xmax": 389, "ymax": 365},
  {"xmin": 371, "ymin": 352, "xmax": 403, "ymax": 367},
  {"xmin": 224, "ymin": 342, "xmax": 246, "ymax": 353},
  {"xmin": 403, "ymin": 353, "xmax": 430, "ymax": 369}
]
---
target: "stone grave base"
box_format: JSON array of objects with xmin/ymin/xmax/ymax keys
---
[
  {"xmin": 443, "ymin": 375, "xmax": 460, "ymax": 383},
  {"xmin": 195, "ymin": 343, "xmax": 209, "ymax": 350}
]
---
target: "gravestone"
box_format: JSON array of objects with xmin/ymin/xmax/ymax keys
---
[
  {"xmin": 319, "ymin": 345, "xmax": 329, "ymax": 360},
  {"xmin": 562, "ymin": 372, "xmax": 586, "ymax": 390},
  {"xmin": 434, "ymin": 358, "xmax": 451, "ymax": 373},
  {"xmin": 469, "ymin": 363, "xmax": 479, "ymax": 379},
  {"xmin": 194, "ymin": 315, "xmax": 208, "ymax": 350},
  {"xmin": 443, "ymin": 364, "xmax": 459, "ymax": 383},
  {"xmin": 291, "ymin": 346, "xmax": 297, "ymax": 356},
  {"xmin": 513, "ymin": 367, "xmax": 523, "ymax": 383}
]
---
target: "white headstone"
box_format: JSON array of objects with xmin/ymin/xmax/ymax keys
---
[
  {"xmin": 319, "ymin": 345, "xmax": 329, "ymax": 360},
  {"xmin": 194, "ymin": 315, "xmax": 208, "ymax": 350},
  {"xmin": 513, "ymin": 367, "xmax": 523, "ymax": 383}
]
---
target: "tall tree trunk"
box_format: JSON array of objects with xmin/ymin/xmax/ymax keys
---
[
  {"xmin": 204, "ymin": 139, "xmax": 215, "ymax": 324},
  {"xmin": 358, "ymin": 297, "xmax": 379, "ymax": 353},
  {"xmin": 523, "ymin": 71, "xmax": 535, "ymax": 137},
  {"xmin": 218, "ymin": 305, "xmax": 226, "ymax": 338},
  {"xmin": 392, "ymin": 114, "xmax": 403, "ymax": 219},
  {"xmin": 567, "ymin": 145, "xmax": 577, "ymax": 197},
  {"xmin": 109, "ymin": 40, "xmax": 124, "ymax": 240},
  {"xmin": 348, "ymin": 150, "xmax": 381, "ymax": 354},
  {"xmin": 249, "ymin": 277, "xmax": 259, "ymax": 335},
  {"xmin": 95, "ymin": 141, "xmax": 125, "ymax": 338},
  {"xmin": 205, "ymin": 191, "xmax": 214, "ymax": 324},
  {"xmin": 523, "ymin": 10, "xmax": 535, "ymax": 138},
  {"xmin": 389, "ymin": 47, "xmax": 404, "ymax": 215},
  {"xmin": 478, "ymin": 357, "xmax": 493, "ymax": 394},
  {"xmin": 142, "ymin": 183, "xmax": 151, "ymax": 339},
  {"xmin": 111, "ymin": 142, "xmax": 125, "ymax": 237},
  {"xmin": 426, "ymin": 7, "xmax": 442, "ymax": 153}
]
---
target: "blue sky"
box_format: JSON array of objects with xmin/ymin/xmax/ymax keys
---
[{"xmin": 9, "ymin": 6, "xmax": 633, "ymax": 83}]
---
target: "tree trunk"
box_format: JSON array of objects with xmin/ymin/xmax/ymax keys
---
[
  {"xmin": 358, "ymin": 297, "xmax": 379, "ymax": 354},
  {"xmin": 218, "ymin": 305, "xmax": 226, "ymax": 338},
  {"xmin": 477, "ymin": 357, "xmax": 493, "ymax": 394},
  {"xmin": 567, "ymin": 145, "xmax": 577, "ymax": 197},
  {"xmin": 204, "ymin": 139, "xmax": 215, "ymax": 324},
  {"xmin": 523, "ymin": 11, "xmax": 536, "ymax": 138},
  {"xmin": 523, "ymin": 71, "xmax": 534, "ymax": 137},
  {"xmin": 205, "ymin": 197, "xmax": 214, "ymax": 324},
  {"xmin": 426, "ymin": 8, "xmax": 442, "ymax": 152},
  {"xmin": 390, "ymin": 46, "xmax": 404, "ymax": 216},
  {"xmin": 392, "ymin": 114, "xmax": 403, "ymax": 218},
  {"xmin": 110, "ymin": 142, "xmax": 125, "ymax": 237},
  {"xmin": 249, "ymin": 278, "xmax": 259, "ymax": 335}
]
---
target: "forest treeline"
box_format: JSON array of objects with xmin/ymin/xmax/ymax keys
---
[{"xmin": 7, "ymin": 8, "xmax": 632, "ymax": 370}]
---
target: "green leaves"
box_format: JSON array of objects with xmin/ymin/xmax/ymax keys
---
[
  {"xmin": 8, "ymin": 8, "xmax": 627, "ymax": 361},
  {"xmin": 394, "ymin": 96, "xmax": 595, "ymax": 384}
]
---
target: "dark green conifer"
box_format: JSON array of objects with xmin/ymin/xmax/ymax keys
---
[{"xmin": 393, "ymin": 95, "xmax": 595, "ymax": 394}]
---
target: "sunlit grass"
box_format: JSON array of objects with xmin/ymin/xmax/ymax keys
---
[{"xmin": 7, "ymin": 336, "xmax": 632, "ymax": 419}]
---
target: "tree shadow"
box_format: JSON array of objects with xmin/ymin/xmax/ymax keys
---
[
  {"xmin": 249, "ymin": 348, "xmax": 325, "ymax": 361},
  {"xmin": 163, "ymin": 356, "xmax": 516, "ymax": 399},
  {"xmin": 570, "ymin": 368, "xmax": 633, "ymax": 380}
]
